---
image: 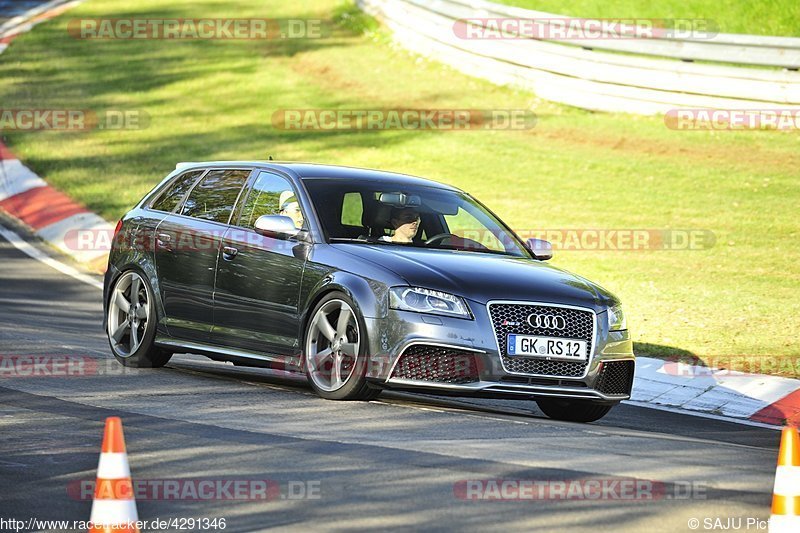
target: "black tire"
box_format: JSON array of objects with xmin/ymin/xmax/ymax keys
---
[
  {"xmin": 304, "ymin": 291, "xmax": 380, "ymax": 401},
  {"xmin": 536, "ymin": 398, "xmax": 614, "ymax": 423},
  {"xmin": 107, "ymin": 270, "xmax": 172, "ymax": 368}
]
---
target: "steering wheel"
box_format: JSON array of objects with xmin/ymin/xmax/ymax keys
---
[{"xmin": 425, "ymin": 233, "xmax": 458, "ymax": 246}]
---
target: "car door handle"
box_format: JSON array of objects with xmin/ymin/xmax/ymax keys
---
[
  {"xmin": 156, "ymin": 233, "xmax": 173, "ymax": 251},
  {"xmin": 222, "ymin": 246, "xmax": 239, "ymax": 260}
]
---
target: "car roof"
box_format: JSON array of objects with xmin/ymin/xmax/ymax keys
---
[{"xmin": 175, "ymin": 161, "xmax": 459, "ymax": 191}]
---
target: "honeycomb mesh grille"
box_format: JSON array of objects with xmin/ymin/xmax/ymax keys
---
[
  {"xmin": 488, "ymin": 303, "xmax": 594, "ymax": 378},
  {"xmin": 596, "ymin": 360, "xmax": 635, "ymax": 395},
  {"xmin": 391, "ymin": 345, "xmax": 480, "ymax": 384}
]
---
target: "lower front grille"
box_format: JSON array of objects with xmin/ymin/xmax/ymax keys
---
[
  {"xmin": 595, "ymin": 360, "xmax": 635, "ymax": 395},
  {"xmin": 503, "ymin": 358, "xmax": 587, "ymax": 378},
  {"xmin": 500, "ymin": 376, "xmax": 588, "ymax": 388},
  {"xmin": 390, "ymin": 345, "xmax": 480, "ymax": 384}
]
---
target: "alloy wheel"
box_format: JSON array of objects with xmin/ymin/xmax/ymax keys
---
[
  {"xmin": 306, "ymin": 299, "xmax": 360, "ymax": 392},
  {"xmin": 107, "ymin": 271, "xmax": 150, "ymax": 357}
]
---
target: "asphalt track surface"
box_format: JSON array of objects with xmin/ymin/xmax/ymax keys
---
[{"xmin": 0, "ymin": 224, "xmax": 782, "ymax": 532}]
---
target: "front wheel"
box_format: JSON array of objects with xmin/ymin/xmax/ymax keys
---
[
  {"xmin": 535, "ymin": 398, "xmax": 614, "ymax": 423},
  {"xmin": 304, "ymin": 292, "xmax": 380, "ymax": 400},
  {"xmin": 107, "ymin": 270, "xmax": 172, "ymax": 368}
]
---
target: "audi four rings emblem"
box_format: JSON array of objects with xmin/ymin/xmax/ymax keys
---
[{"xmin": 528, "ymin": 314, "xmax": 566, "ymax": 330}]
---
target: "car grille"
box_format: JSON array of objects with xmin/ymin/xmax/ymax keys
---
[
  {"xmin": 390, "ymin": 345, "xmax": 480, "ymax": 384},
  {"xmin": 595, "ymin": 360, "xmax": 635, "ymax": 396},
  {"xmin": 488, "ymin": 303, "xmax": 595, "ymax": 378}
]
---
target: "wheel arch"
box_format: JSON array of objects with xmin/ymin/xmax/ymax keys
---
[
  {"xmin": 104, "ymin": 259, "xmax": 167, "ymax": 336},
  {"xmin": 298, "ymin": 271, "xmax": 388, "ymax": 349}
]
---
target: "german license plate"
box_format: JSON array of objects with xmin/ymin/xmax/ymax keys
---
[{"xmin": 507, "ymin": 334, "xmax": 588, "ymax": 361}]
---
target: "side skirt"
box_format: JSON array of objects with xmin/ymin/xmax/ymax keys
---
[{"xmin": 155, "ymin": 336, "xmax": 303, "ymax": 372}]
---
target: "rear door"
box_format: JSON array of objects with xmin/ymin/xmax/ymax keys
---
[
  {"xmin": 154, "ymin": 168, "xmax": 252, "ymax": 341},
  {"xmin": 212, "ymin": 170, "xmax": 309, "ymax": 355}
]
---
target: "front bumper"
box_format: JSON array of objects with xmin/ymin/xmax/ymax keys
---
[{"xmin": 363, "ymin": 300, "xmax": 635, "ymax": 403}]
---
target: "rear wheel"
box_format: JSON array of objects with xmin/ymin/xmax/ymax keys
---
[
  {"xmin": 304, "ymin": 292, "xmax": 380, "ymax": 400},
  {"xmin": 107, "ymin": 270, "xmax": 172, "ymax": 368},
  {"xmin": 536, "ymin": 398, "xmax": 614, "ymax": 423}
]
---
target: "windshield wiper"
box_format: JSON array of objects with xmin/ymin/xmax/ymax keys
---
[
  {"xmin": 329, "ymin": 237, "xmax": 381, "ymax": 244},
  {"xmin": 329, "ymin": 237, "xmax": 408, "ymax": 247},
  {"xmin": 430, "ymin": 244, "xmax": 518, "ymax": 257}
]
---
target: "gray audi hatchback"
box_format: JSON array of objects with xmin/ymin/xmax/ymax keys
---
[{"xmin": 104, "ymin": 162, "xmax": 634, "ymax": 422}]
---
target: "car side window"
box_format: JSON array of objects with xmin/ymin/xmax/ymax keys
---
[
  {"xmin": 238, "ymin": 171, "xmax": 305, "ymax": 230},
  {"xmin": 180, "ymin": 169, "xmax": 250, "ymax": 224},
  {"xmin": 150, "ymin": 170, "xmax": 204, "ymax": 213}
]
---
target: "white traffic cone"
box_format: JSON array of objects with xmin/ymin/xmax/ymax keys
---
[
  {"xmin": 769, "ymin": 425, "xmax": 800, "ymax": 532},
  {"xmin": 88, "ymin": 417, "xmax": 139, "ymax": 533}
]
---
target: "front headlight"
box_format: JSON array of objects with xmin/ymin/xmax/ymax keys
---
[
  {"xmin": 608, "ymin": 304, "xmax": 627, "ymax": 331},
  {"xmin": 389, "ymin": 287, "xmax": 472, "ymax": 319}
]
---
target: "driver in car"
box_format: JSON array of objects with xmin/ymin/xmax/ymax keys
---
[
  {"xmin": 279, "ymin": 190, "xmax": 305, "ymax": 229},
  {"xmin": 381, "ymin": 207, "xmax": 420, "ymax": 243}
]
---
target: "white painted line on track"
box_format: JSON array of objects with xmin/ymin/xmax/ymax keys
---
[{"xmin": 0, "ymin": 224, "xmax": 103, "ymax": 290}]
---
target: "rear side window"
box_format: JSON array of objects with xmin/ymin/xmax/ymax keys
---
[
  {"xmin": 181, "ymin": 169, "xmax": 250, "ymax": 223},
  {"xmin": 150, "ymin": 170, "xmax": 204, "ymax": 213}
]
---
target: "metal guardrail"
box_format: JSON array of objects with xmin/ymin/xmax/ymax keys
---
[{"xmin": 358, "ymin": 0, "xmax": 800, "ymax": 114}]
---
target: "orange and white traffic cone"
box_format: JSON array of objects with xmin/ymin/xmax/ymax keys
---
[
  {"xmin": 88, "ymin": 417, "xmax": 139, "ymax": 533},
  {"xmin": 769, "ymin": 425, "xmax": 800, "ymax": 533}
]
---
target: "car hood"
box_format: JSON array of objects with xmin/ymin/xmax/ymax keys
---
[{"xmin": 332, "ymin": 244, "xmax": 617, "ymax": 310}]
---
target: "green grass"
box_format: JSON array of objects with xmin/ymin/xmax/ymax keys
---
[
  {"xmin": 496, "ymin": 0, "xmax": 800, "ymax": 37},
  {"xmin": 0, "ymin": 0, "xmax": 798, "ymax": 374}
]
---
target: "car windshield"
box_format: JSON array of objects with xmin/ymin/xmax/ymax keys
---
[{"xmin": 303, "ymin": 178, "xmax": 530, "ymax": 257}]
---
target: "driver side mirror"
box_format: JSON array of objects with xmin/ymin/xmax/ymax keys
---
[
  {"xmin": 526, "ymin": 238, "xmax": 553, "ymax": 261},
  {"xmin": 254, "ymin": 215, "xmax": 301, "ymax": 240}
]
